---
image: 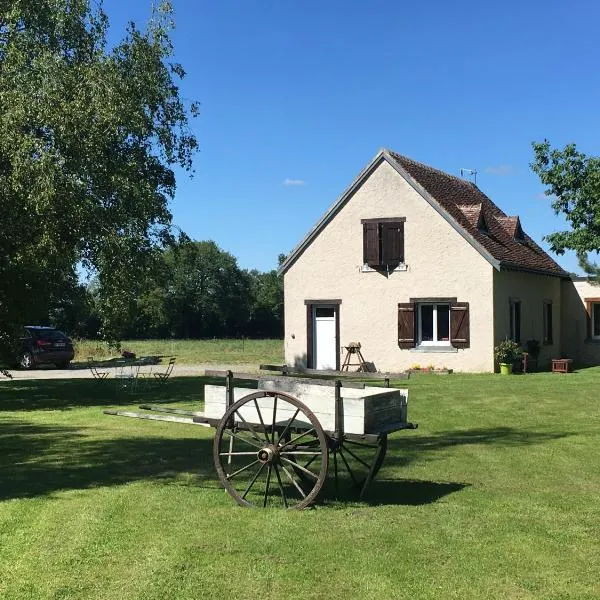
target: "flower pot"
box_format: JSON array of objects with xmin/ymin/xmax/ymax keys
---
[{"xmin": 499, "ymin": 363, "xmax": 513, "ymax": 375}]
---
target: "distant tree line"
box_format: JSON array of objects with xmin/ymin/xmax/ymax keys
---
[{"xmin": 49, "ymin": 240, "xmax": 284, "ymax": 340}]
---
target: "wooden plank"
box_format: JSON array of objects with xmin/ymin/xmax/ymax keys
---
[
  {"xmin": 204, "ymin": 369, "xmax": 260, "ymax": 380},
  {"xmin": 260, "ymin": 364, "xmax": 409, "ymax": 381},
  {"xmin": 138, "ymin": 404, "xmax": 204, "ymax": 417},
  {"xmin": 263, "ymin": 374, "xmax": 365, "ymax": 389},
  {"xmin": 103, "ymin": 410, "xmax": 211, "ymax": 427}
]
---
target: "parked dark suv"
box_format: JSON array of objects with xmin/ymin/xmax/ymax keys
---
[{"xmin": 19, "ymin": 326, "xmax": 75, "ymax": 369}]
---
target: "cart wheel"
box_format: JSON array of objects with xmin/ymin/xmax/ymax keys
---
[
  {"xmin": 331, "ymin": 434, "xmax": 387, "ymax": 499},
  {"xmin": 213, "ymin": 391, "xmax": 329, "ymax": 509}
]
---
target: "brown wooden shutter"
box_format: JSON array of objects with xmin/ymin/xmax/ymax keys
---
[
  {"xmin": 398, "ymin": 303, "xmax": 415, "ymax": 348},
  {"xmin": 363, "ymin": 222, "xmax": 379, "ymax": 267},
  {"xmin": 306, "ymin": 304, "xmax": 313, "ymax": 368},
  {"xmin": 450, "ymin": 302, "xmax": 470, "ymax": 348},
  {"xmin": 381, "ymin": 222, "xmax": 404, "ymax": 265}
]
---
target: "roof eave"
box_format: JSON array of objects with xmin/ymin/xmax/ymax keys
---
[{"xmin": 499, "ymin": 262, "xmax": 570, "ymax": 280}]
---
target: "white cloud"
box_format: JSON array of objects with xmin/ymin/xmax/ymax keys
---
[
  {"xmin": 283, "ymin": 178, "xmax": 306, "ymax": 186},
  {"xmin": 484, "ymin": 164, "xmax": 514, "ymax": 176}
]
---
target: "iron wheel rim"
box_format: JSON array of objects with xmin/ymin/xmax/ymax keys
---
[{"xmin": 213, "ymin": 390, "xmax": 329, "ymax": 509}]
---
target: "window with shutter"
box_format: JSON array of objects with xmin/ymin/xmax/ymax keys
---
[
  {"xmin": 362, "ymin": 218, "xmax": 405, "ymax": 269},
  {"xmin": 450, "ymin": 302, "xmax": 470, "ymax": 349},
  {"xmin": 398, "ymin": 299, "xmax": 470, "ymax": 350},
  {"xmin": 397, "ymin": 303, "xmax": 415, "ymax": 348}
]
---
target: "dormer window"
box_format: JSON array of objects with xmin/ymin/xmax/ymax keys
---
[
  {"xmin": 477, "ymin": 212, "xmax": 489, "ymax": 234},
  {"xmin": 362, "ymin": 218, "xmax": 405, "ymax": 269},
  {"xmin": 514, "ymin": 220, "xmax": 525, "ymax": 243}
]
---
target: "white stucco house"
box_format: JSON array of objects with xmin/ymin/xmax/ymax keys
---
[{"xmin": 279, "ymin": 149, "xmax": 600, "ymax": 373}]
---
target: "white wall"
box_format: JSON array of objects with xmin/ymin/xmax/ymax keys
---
[{"xmin": 284, "ymin": 159, "xmax": 496, "ymax": 373}]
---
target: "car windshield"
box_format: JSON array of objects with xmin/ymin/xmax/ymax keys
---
[{"xmin": 33, "ymin": 329, "xmax": 67, "ymax": 341}]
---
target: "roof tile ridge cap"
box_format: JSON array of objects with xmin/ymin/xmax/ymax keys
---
[{"xmin": 387, "ymin": 150, "xmax": 475, "ymax": 186}]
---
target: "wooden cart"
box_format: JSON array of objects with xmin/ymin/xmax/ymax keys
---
[{"xmin": 105, "ymin": 370, "xmax": 417, "ymax": 509}]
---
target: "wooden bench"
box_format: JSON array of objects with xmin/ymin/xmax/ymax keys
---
[{"xmin": 552, "ymin": 358, "xmax": 573, "ymax": 374}]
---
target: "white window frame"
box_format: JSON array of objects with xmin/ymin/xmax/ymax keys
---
[
  {"xmin": 417, "ymin": 303, "xmax": 451, "ymax": 347},
  {"xmin": 592, "ymin": 302, "xmax": 600, "ymax": 340}
]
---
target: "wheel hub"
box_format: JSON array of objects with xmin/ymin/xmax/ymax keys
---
[{"xmin": 257, "ymin": 446, "xmax": 277, "ymax": 464}]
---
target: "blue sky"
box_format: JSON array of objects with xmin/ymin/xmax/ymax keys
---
[{"xmin": 102, "ymin": 0, "xmax": 600, "ymax": 274}]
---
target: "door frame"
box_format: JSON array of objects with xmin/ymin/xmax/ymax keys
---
[{"xmin": 305, "ymin": 299, "xmax": 341, "ymax": 370}]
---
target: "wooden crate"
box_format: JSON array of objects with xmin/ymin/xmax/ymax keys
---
[{"xmin": 204, "ymin": 379, "xmax": 408, "ymax": 435}]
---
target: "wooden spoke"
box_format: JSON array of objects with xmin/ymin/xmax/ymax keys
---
[
  {"xmin": 233, "ymin": 410, "xmax": 264, "ymax": 445},
  {"xmin": 280, "ymin": 428, "xmax": 317, "ymax": 448},
  {"xmin": 226, "ymin": 459, "xmax": 261, "ymax": 480},
  {"xmin": 276, "ymin": 407, "xmax": 300, "ymax": 444},
  {"xmin": 263, "ymin": 465, "xmax": 272, "ymax": 507},
  {"xmin": 253, "ymin": 398, "xmax": 271, "ymax": 443},
  {"xmin": 241, "ymin": 463, "xmax": 266, "ymax": 500},
  {"xmin": 273, "ymin": 464, "xmax": 288, "ymax": 508},
  {"xmin": 280, "ymin": 457, "xmax": 319, "ymax": 480},
  {"xmin": 270, "ymin": 396, "xmax": 278, "ymax": 444},
  {"xmin": 213, "ymin": 390, "xmax": 328, "ymax": 509},
  {"xmin": 219, "ymin": 451, "xmax": 257, "ymax": 456},
  {"xmin": 340, "ymin": 445, "xmax": 371, "ymax": 469},
  {"xmin": 331, "ymin": 435, "xmax": 388, "ymax": 499},
  {"xmin": 220, "ymin": 428, "xmax": 263, "ymax": 450},
  {"xmin": 279, "ymin": 463, "xmax": 307, "ymax": 499}
]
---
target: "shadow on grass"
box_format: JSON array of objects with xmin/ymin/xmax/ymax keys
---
[
  {"xmin": 383, "ymin": 426, "xmax": 575, "ymax": 469},
  {"xmin": 0, "ymin": 378, "xmax": 577, "ymax": 505},
  {"xmin": 0, "ymin": 418, "xmax": 217, "ymax": 501},
  {"xmin": 0, "ymin": 376, "xmax": 255, "ymax": 412},
  {"xmin": 321, "ymin": 478, "xmax": 468, "ymax": 507}
]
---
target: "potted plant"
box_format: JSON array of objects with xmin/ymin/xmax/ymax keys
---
[{"xmin": 494, "ymin": 340, "xmax": 523, "ymax": 375}]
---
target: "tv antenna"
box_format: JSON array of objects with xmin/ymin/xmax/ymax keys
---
[{"xmin": 460, "ymin": 168, "xmax": 478, "ymax": 185}]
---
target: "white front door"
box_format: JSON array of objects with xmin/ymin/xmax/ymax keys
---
[{"xmin": 313, "ymin": 306, "xmax": 337, "ymax": 370}]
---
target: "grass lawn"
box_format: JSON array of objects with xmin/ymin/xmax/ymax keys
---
[
  {"xmin": 73, "ymin": 338, "xmax": 284, "ymax": 366},
  {"xmin": 1, "ymin": 369, "xmax": 599, "ymax": 599}
]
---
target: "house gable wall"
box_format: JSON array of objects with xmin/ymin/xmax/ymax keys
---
[{"xmin": 284, "ymin": 160, "xmax": 495, "ymax": 372}]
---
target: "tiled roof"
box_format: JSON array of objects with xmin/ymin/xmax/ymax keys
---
[{"xmin": 388, "ymin": 151, "xmax": 568, "ymax": 278}]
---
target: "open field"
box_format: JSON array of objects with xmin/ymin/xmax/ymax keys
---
[
  {"xmin": 73, "ymin": 338, "xmax": 284, "ymax": 366},
  {"xmin": 1, "ymin": 369, "xmax": 599, "ymax": 599}
]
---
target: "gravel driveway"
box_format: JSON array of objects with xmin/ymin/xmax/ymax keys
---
[{"xmin": 1, "ymin": 363, "xmax": 260, "ymax": 381}]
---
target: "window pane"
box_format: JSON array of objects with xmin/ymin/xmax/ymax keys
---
[
  {"xmin": 437, "ymin": 305, "xmax": 450, "ymax": 341},
  {"xmin": 420, "ymin": 305, "xmax": 433, "ymax": 341},
  {"xmin": 594, "ymin": 304, "xmax": 600, "ymax": 337},
  {"xmin": 545, "ymin": 303, "xmax": 553, "ymax": 343},
  {"xmin": 315, "ymin": 307, "xmax": 335, "ymax": 318}
]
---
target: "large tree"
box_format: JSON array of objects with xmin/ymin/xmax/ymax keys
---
[
  {"xmin": 531, "ymin": 141, "xmax": 600, "ymax": 277},
  {"xmin": 0, "ymin": 0, "xmax": 198, "ymax": 367},
  {"xmin": 162, "ymin": 240, "xmax": 252, "ymax": 338}
]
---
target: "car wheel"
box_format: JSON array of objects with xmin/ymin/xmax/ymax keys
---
[
  {"xmin": 20, "ymin": 352, "xmax": 35, "ymax": 369},
  {"xmin": 56, "ymin": 362, "xmax": 71, "ymax": 369}
]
